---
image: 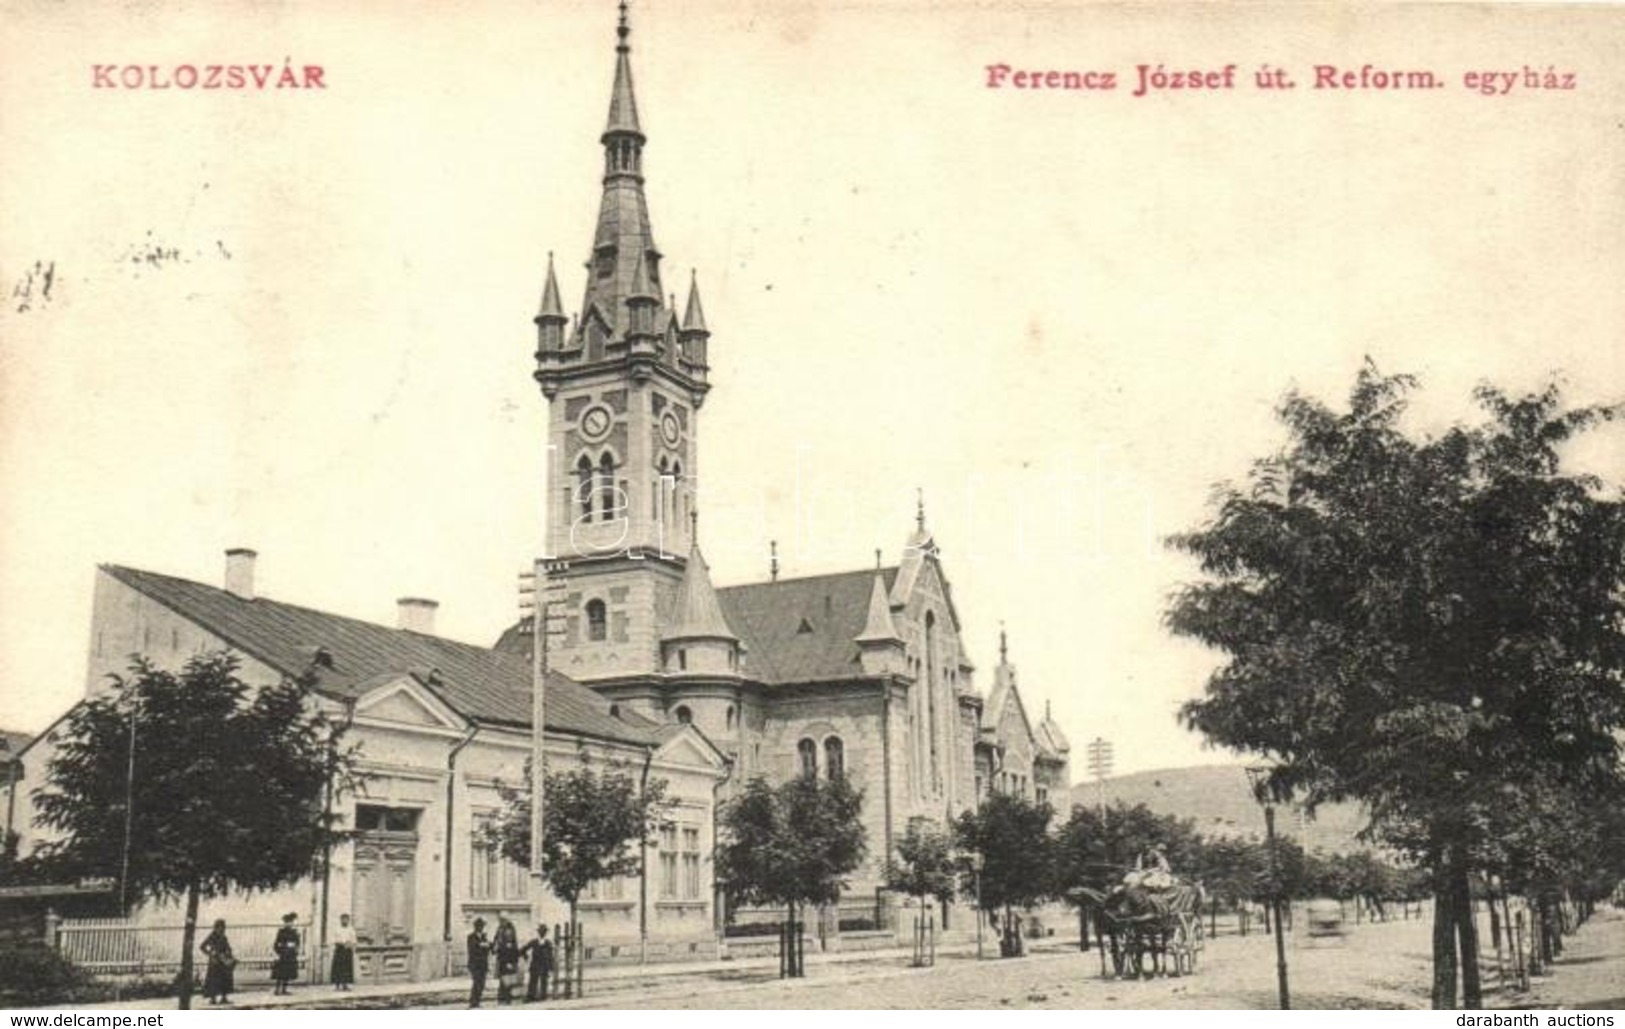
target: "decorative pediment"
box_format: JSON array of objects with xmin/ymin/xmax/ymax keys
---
[
  {"xmin": 653, "ymin": 724, "xmax": 729, "ymax": 773},
  {"xmin": 354, "ymin": 675, "xmax": 466, "ymax": 732}
]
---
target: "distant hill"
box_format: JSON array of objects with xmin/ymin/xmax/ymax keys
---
[{"xmin": 1068, "ymin": 764, "xmax": 1372, "ymax": 856}]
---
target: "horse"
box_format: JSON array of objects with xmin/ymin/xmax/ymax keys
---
[{"xmin": 1073, "ymin": 881, "xmax": 1206, "ymax": 979}]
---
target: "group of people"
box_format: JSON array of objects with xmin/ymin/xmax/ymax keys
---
[
  {"xmin": 197, "ymin": 911, "xmax": 358, "ymax": 1005},
  {"xmin": 1121, "ymin": 844, "xmax": 1178, "ymax": 891},
  {"xmin": 465, "ymin": 916, "xmax": 555, "ymax": 1008}
]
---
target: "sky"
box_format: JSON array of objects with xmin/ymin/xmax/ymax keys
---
[{"xmin": 1, "ymin": 1, "xmax": 1621, "ymax": 778}]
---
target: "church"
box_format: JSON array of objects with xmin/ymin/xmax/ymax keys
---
[
  {"xmin": 490, "ymin": 0, "xmax": 1072, "ymax": 891},
  {"xmin": 5, "ymin": 4, "xmax": 1069, "ymax": 982}
]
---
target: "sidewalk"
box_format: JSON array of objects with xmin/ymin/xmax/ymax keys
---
[{"xmin": 81, "ymin": 931, "xmax": 1049, "ymax": 1010}]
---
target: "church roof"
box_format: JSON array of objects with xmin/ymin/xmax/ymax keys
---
[
  {"xmin": 716, "ymin": 567, "xmax": 899, "ymax": 684},
  {"xmin": 538, "ymin": 253, "xmax": 564, "ymax": 319},
  {"xmin": 664, "ymin": 545, "xmax": 739, "ymax": 643},
  {"xmin": 101, "ymin": 564, "xmax": 660, "ymax": 747},
  {"xmin": 603, "ymin": 7, "xmax": 642, "ymax": 139},
  {"xmin": 1036, "ymin": 707, "xmax": 1071, "ymax": 755},
  {"xmin": 853, "ymin": 569, "xmax": 902, "ymax": 644},
  {"xmin": 682, "ymin": 272, "xmax": 708, "ymax": 333}
]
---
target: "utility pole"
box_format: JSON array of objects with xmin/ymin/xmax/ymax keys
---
[
  {"xmin": 521, "ymin": 560, "xmax": 569, "ymax": 927},
  {"xmin": 1086, "ymin": 737, "xmax": 1113, "ymax": 815}
]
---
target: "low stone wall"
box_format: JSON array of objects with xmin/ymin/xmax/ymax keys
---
[
  {"xmin": 831, "ymin": 929, "xmax": 896, "ymax": 953},
  {"xmin": 583, "ymin": 936, "xmax": 720, "ymax": 966}
]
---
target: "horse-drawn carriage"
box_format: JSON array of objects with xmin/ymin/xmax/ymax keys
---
[{"xmin": 1073, "ymin": 880, "xmax": 1206, "ymax": 978}]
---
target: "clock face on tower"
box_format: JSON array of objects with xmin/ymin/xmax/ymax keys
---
[
  {"xmin": 580, "ymin": 405, "xmax": 612, "ymax": 442},
  {"xmin": 659, "ymin": 410, "xmax": 681, "ymax": 449}
]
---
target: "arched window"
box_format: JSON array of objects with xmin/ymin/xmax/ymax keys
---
[
  {"xmin": 585, "ymin": 599, "xmax": 607, "ymax": 642},
  {"xmin": 597, "ymin": 452, "xmax": 616, "ymax": 522},
  {"xmin": 671, "ymin": 461, "xmax": 683, "ymax": 532},
  {"xmin": 576, "ymin": 454, "xmax": 595, "ymax": 519},
  {"xmin": 674, "ymin": 705, "xmax": 692, "ymax": 725},
  {"xmin": 824, "ymin": 737, "xmax": 844, "ymax": 781},
  {"xmin": 725, "ymin": 705, "xmax": 737, "ymax": 732},
  {"xmin": 609, "ymin": 703, "xmax": 621, "ymax": 719},
  {"xmin": 797, "ymin": 738, "xmax": 817, "ymax": 779}
]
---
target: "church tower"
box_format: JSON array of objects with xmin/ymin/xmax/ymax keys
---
[{"xmin": 533, "ymin": 3, "xmax": 712, "ymax": 680}]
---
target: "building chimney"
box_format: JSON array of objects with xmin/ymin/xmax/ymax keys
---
[
  {"xmin": 397, "ymin": 597, "xmax": 438, "ymax": 635},
  {"xmin": 224, "ymin": 548, "xmax": 257, "ymax": 600}
]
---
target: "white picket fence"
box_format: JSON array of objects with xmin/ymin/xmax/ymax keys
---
[{"xmin": 54, "ymin": 917, "xmax": 313, "ymax": 978}]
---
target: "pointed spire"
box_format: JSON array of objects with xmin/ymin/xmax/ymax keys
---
[
  {"xmin": 604, "ymin": 0, "xmax": 643, "ymax": 140},
  {"xmin": 855, "ymin": 566, "xmax": 902, "ymax": 644},
  {"xmin": 682, "ymin": 269, "xmax": 708, "ymax": 332},
  {"xmin": 538, "ymin": 252, "xmax": 564, "ymax": 319},
  {"xmin": 664, "ymin": 541, "xmax": 739, "ymax": 643}
]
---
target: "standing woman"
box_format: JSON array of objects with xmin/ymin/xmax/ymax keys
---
[
  {"xmin": 271, "ymin": 912, "xmax": 301, "ymax": 995},
  {"xmin": 492, "ymin": 916, "xmax": 520, "ymax": 1005},
  {"xmin": 330, "ymin": 913, "xmax": 357, "ymax": 991},
  {"xmin": 199, "ymin": 919, "xmax": 235, "ymax": 1005}
]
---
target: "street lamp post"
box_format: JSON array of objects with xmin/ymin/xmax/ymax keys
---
[{"xmin": 1247, "ymin": 766, "xmax": 1291, "ymax": 1010}]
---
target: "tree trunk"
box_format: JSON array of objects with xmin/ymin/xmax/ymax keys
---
[
  {"xmin": 567, "ymin": 900, "xmax": 579, "ymax": 999},
  {"xmin": 1431, "ymin": 855, "xmax": 1458, "ymax": 1010},
  {"xmin": 177, "ymin": 881, "xmax": 200, "ymax": 1010},
  {"xmin": 1452, "ymin": 851, "xmax": 1481, "ymax": 1009}
]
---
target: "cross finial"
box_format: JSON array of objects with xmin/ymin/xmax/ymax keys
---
[
  {"xmin": 618, "ymin": 0, "xmax": 630, "ymax": 41},
  {"xmin": 999, "ymin": 622, "xmax": 1008, "ymax": 664},
  {"xmin": 916, "ymin": 487, "xmax": 926, "ymax": 532},
  {"xmin": 874, "ymin": 548, "xmax": 882, "ymax": 570},
  {"xmin": 770, "ymin": 540, "xmax": 779, "ymax": 583},
  {"xmin": 689, "ymin": 507, "xmax": 699, "ymax": 538}
]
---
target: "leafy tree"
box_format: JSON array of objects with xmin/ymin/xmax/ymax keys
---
[
  {"xmin": 1194, "ymin": 835, "xmax": 1265, "ymax": 915},
  {"xmin": 885, "ymin": 816, "xmax": 956, "ymax": 911},
  {"xmin": 953, "ymin": 793, "xmax": 1054, "ymax": 956},
  {"xmin": 487, "ymin": 756, "xmax": 670, "ymax": 931},
  {"xmin": 1166, "ymin": 365, "xmax": 1625, "ymax": 1008},
  {"xmin": 714, "ymin": 775, "xmax": 867, "ymax": 976},
  {"xmin": 1053, "ymin": 801, "xmax": 1203, "ymax": 901},
  {"xmin": 32, "ymin": 653, "xmax": 355, "ymax": 1009}
]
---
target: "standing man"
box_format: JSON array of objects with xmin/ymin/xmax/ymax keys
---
[
  {"xmin": 520, "ymin": 925, "xmax": 555, "ymax": 1002},
  {"xmin": 466, "ymin": 917, "xmax": 491, "ymax": 1008}
]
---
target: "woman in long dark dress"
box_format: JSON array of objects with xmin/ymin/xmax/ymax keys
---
[
  {"xmin": 200, "ymin": 919, "xmax": 235, "ymax": 1005},
  {"xmin": 492, "ymin": 917, "xmax": 520, "ymax": 1005},
  {"xmin": 271, "ymin": 913, "xmax": 301, "ymax": 995},
  {"xmin": 330, "ymin": 913, "xmax": 356, "ymax": 990}
]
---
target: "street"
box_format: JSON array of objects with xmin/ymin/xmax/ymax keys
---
[{"xmin": 557, "ymin": 909, "xmax": 1625, "ymax": 1010}]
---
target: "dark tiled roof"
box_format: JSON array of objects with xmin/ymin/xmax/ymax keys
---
[
  {"xmin": 102, "ymin": 565, "xmax": 659, "ymax": 747},
  {"xmin": 491, "ymin": 566, "xmax": 901, "ymax": 687},
  {"xmin": 716, "ymin": 568, "xmax": 898, "ymax": 685}
]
